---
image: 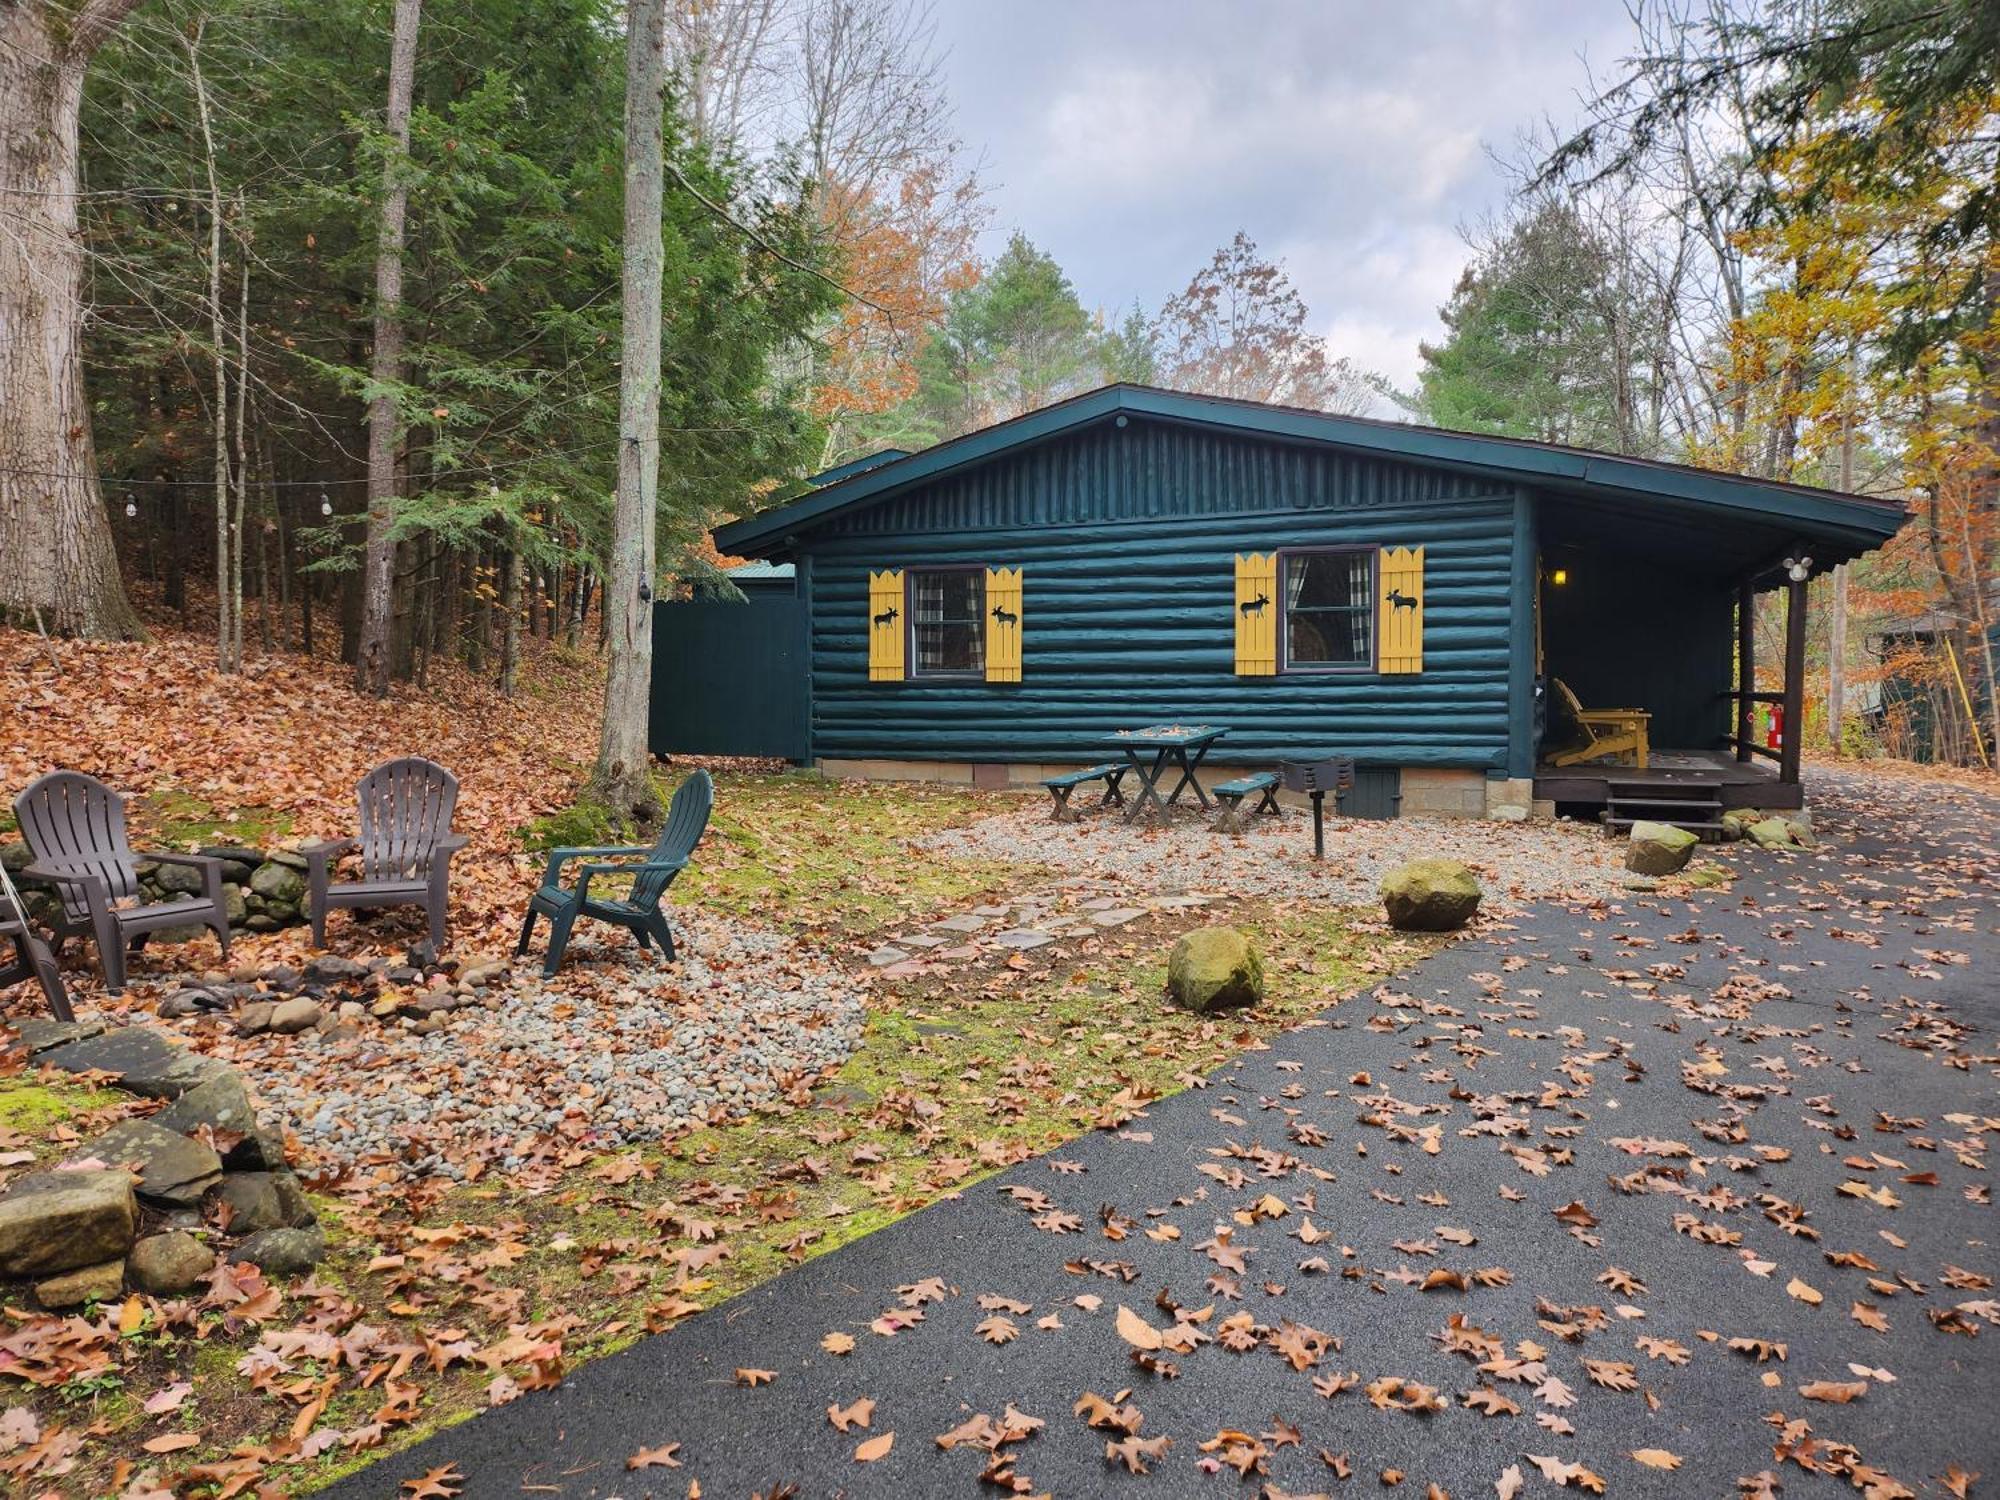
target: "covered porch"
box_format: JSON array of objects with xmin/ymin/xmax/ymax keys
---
[{"xmin": 1523, "ymin": 475, "xmax": 1901, "ymax": 830}]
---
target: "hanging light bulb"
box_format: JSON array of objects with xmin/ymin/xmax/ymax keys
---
[
  {"xmin": 123, "ymin": 492, "xmax": 138, "ymax": 519},
  {"xmin": 319, "ymin": 491, "xmax": 333, "ymax": 517}
]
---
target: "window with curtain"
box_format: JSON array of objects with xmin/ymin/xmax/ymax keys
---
[
  {"xmin": 909, "ymin": 569, "xmax": 985, "ymax": 677},
  {"xmin": 1283, "ymin": 550, "xmax": 1373, "ymax": 669}
]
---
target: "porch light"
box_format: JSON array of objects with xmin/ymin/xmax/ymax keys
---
[
  {"xmin": 1550, "ymin": 567, "xmax": 1568, "ymax": 586},
  {"xmin": 1784, "ymin": 554, "xmax": 1812, "ymax": 582}
]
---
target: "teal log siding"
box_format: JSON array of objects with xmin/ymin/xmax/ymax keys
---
[{"xmin": 802, "ymin": 418, "xmax": 1521, "ymax": 769}]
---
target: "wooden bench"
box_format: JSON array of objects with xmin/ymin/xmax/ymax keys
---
[
  {"xmin": 1042, "ymin": 764, "xmax": 1129, "ymax": 821},
  {"xmin": 1211, "ymin": 771, "xmax": 1281, "ymax": 832}
]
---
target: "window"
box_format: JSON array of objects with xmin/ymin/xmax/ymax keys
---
[
  {"xmin": 909, "ymin": 569, "xmax": 985, "ymax": 677},
  {"xmin": 1283, "ymin": 549, "xmax": 1373, "ymax": 670}
]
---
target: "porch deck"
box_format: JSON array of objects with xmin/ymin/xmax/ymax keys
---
[{"xmin": 1534, "ymin": 749, "xmax": 1801, "ymax": 812}]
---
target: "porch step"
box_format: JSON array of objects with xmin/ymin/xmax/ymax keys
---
[
  {"xmin": 1601, "ymin": 777, "xmax": 1724, "ymax": 840},
  {"xmin": 1603, "ymin": 815, "xmax": 1727, "ymax": 835}
]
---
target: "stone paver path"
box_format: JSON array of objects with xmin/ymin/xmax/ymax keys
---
[{"xmin": 335, "ymin": 771, "xmax": 1999, "ymax": 1499}]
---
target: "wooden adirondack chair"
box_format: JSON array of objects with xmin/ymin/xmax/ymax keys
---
[
  {"xmin": 0, "ymin": 858, "xmax": 72, "ymax": 1021},
  {"xmin": 12, "ymin": 770, "xmax": 230, "ymax": 994},
  {"xmin": 516, "ymin": 770, "xmax": 712, "ymax": 978},
  {"xmin": 304, "ymin": 758, "xmax": 467, "ymax": 949},
  {"xmin": 1545, "ymin": 678, "xmax": 1652, "ymax": 769}
]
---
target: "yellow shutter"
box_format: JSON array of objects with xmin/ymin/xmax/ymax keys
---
[
  {"xmin": 867, "ymin": 569, "xmax": 905, "ymax": 681},
  {"xmin": 985, "ymin": 566, "xmax": 1022, "ymax": 683},
  {"xmin": 1379, "ymin": 545, "xmax": 1424, "ymax": 673},
  {"xmin": 1234, "ymin": 552, "xmax": 1277, "ymax": 675}
]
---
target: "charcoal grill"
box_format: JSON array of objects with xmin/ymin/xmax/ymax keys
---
[{"xmin": 1280, "ymin": 756, "xmax": 1357, "ymax": 859}]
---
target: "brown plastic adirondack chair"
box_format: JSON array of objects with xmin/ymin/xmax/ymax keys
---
[
  {"xmin": 0, "ymin": 858, "xmax": 72, "ymax": 1022},
  {"xmin": 12, "ymin": 770, "xmax": 230, "ymax": 994},
  {"xmin": 304, "ymin": 758, "xmax": 467, "ymax": 949}
]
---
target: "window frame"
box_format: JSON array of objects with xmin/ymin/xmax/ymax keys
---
[
  {"xmin": 1277, "ymin": 546, "xmax": 1378, "ymax": 675},
  {"xmin": 904, "ymin": 565, "xmax": 988, "ymax": 681}
]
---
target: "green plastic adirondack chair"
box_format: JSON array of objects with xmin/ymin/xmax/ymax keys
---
[{"xmin": 516, "ymin": 770, "xmax": 713, "ymax": 978}]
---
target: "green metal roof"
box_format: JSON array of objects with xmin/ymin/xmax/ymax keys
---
[{"xmin": 716, "ymin": 383, "xmax": 1907, "ymax": 564}]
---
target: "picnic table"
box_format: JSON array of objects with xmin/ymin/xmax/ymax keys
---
[{"xmin": 1105, "ymin": 723, "xmax": 1227, "ymax": 823}]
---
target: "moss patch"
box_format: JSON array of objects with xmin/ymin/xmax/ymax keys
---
[
  {"xmin": 136, "ymin": 789, "xmax": 293, "ymax": 849},
  {"xmin": 680, "ymin": 772, "xmax": 1030, "ymax": 939},
  {"xmin": 0, "ymin": 1079, "xmax": 128, "ymax": 1139}
]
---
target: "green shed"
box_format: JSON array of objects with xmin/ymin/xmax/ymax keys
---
[{"xmin": 675, "ymin": 384, "xmax": 1907, "ymax": 820}]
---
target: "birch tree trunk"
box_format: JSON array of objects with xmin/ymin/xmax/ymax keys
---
[
  {"xmin": 0, "ymin": 0, "xmax": 147, "ymax": 639},
  {"xmin": 186, "ymin": 16, "xmax": 235, "ymax": 671},
  {"xmin": 589, "ymin": 0, "xmax": 666, "ymax": 823},
  {"xmin": 354, "ymin": 0, "xmax": 422, "ymax": 696}
]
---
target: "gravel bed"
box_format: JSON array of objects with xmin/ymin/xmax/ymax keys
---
[
  {"xmin": 216, "ymin": 909, "xmax": 865, "ymax": 1180},
  {"xmin": 918, "ymin": 804, "xmax": 1634, "ymax": 908}
]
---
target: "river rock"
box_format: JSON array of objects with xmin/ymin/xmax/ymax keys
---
[
  {"xmin": 210, "ymin": 1171, "xmax": 314, "ymax": 1233},
  {"xmin": 34, "ymin": 1257, "xmax": 126, "ymax": 1308},
  {"xmin": 126, "ymin": 1231, "xmax": 216, "ymax": 1295},
  {"xmin": 249, "ymin": 861, "xmax": 306, "ymax": 907},
  {"xmin": 1379, "ymin": 859, "xmax": 1483, "ymax": 932},
  {"xmin": 0, "ymin": 1170, "xmax": 138, "ymax": 1278},
  {"xmin": 305, "ymin": 954, "xmax": 369, "ymax": 984},
  {"xmin": 268, "ymin": 998, "xmax": 323, "ymax": 1034},
  {"xmin": 1165, "ymin": 926, "xmax": 1264, "ymax": 1013},
  {"xmin": 229, "ymin": 1224, "xmax": 326, "ymax": 1277}
]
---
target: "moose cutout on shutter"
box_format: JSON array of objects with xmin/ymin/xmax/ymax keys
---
[
  {"xmin": 985, "ymin": 566, "xmax": 1022, "ymax": 683},
  {"xmin": 867, "ymin": 569, "xmax": 905, "ymax": 681},
  {"xmin": 1378, "ymin": 546, "xmax": 1424, "ymax": 673},
  {"xmin": 1234, "ymin": 553, "xmax": 1277, "ymax": 675}
]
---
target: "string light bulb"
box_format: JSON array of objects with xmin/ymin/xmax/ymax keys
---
[
  {"xmin": 123, "ymin": 493, "xmax": 137, "ymax": 519},
  {"xmin": 319, "ymin": 491, "xmax": 332, "ymax": 517}
]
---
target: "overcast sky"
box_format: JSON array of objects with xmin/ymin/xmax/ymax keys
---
[{"xmin": 929, "ymin": 1, "xmax": 1638, "ymax": 401}]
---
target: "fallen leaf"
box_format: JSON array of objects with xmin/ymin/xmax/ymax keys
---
[{"xmin": 854, "ymin": 1431, "xmax": 895, "ymax": 1462}]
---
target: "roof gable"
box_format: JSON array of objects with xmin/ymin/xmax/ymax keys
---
[{"xmin": 715, "ymin": 384, "xmax": 1906, "ymax": 563}]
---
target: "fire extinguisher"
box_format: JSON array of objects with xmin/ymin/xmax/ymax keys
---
[{"xmin": 1768, "ymin": 702, "xmax": 1784, "ymax": 751}]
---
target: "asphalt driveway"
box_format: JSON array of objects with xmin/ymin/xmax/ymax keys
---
[{"xmin": 334, "ymin": 768, "xmax": 1998, "ymax": 1499}]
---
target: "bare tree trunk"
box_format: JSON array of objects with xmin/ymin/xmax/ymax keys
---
[
  {"xmin": 565, "ymin": 565, "xmax": 586, "ymax": 648},
  {"xmin": 0, "ymin": 0, "xmax": 147, "ymax": 638},
  {"xmin": 231, "ymin": 199, "xmax": 250, "ymax": 665},
  {"xmin": 498, "ymin": 546, "xmax": 521, "ymax": 698},
  {"xmin": 355, "ymin": 0, "xmax": 422, "ymax": 696},
  {"xmin": 589, "ymin": 0, "xmax": 667, "ymax": 824}
]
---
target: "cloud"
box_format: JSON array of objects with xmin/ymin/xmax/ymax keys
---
[{"xmin": 932, "ymin": 0, "xmax": 1637, "ymax": 386}]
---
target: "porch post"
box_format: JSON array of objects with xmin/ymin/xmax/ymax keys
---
[
  {"xmin": 1735, "ymin": 579, "xmax": 1755, "ymax": 762},
  {"xmin": 1505, "ymin": 492, "xmax": 1538, "ymax": 780},
  {"xmin": 1780, "ymin": 576, "xmax": 1807, "ymax": 784}
]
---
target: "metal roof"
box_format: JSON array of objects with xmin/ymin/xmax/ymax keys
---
[{"xmin": 716, "ymin": 383, "xmax": 1907, "ymax": 564}]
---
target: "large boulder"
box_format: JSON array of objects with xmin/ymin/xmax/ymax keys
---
[
  {"xmin": 1379, "ymin": 859, "xmax": 1483, "ymax": 932},
  {"xmin": 1625, "ymin": 821, "xmax": 1699, "ymax": 876},
  {"xmin": 0, "ymin": 1171, "xmax": 138, "ymax": 1278},
  {"xmin": 152, "ymin": 1071, "xmax": 257, "ymax": 1139},
  {"xmin": 75, "ymin": 1120, "xmax": 223, "ymax": 1208},
  {"xmin": 36, "ymin": 1025, "xmax": 229, "ymax": 1100},
  {"xmin": 126, "ymin": 1231, "xmax": 217, "ymax": 1295},
  {"xmin": 1749, "ymin": 814, "xmax": 1815, "ymax": 849},
  {"xmin": 1165, "ymin": 927, "xmax": 1264, "ymax": 1013}
]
